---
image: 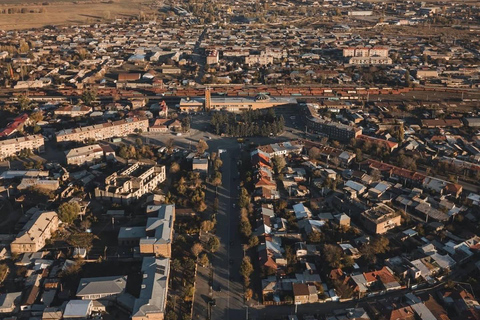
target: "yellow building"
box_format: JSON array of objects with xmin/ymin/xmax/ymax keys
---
[{"xmin": 179, "ymin": 90, "xmax": 296, "ymax": 113}]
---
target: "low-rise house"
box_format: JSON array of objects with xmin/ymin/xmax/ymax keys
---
[
  {"xmin": 76, "ymin": 276, "xmax": 127, "ymax": 300},
  {"xmin": 10, "ymin": 211, "xmax": 59, "ymax": 254},
  {"xmin": 292, "ymin": 283, "xmax": 318, "ymax": 304},
  {"xmin": 0, "ymin": 292, "xmax": 22, "ymax": 314},
  {"xmin": 63, "ymin": 300, "xmax": 93, "ymax": 319},
  {"xmin": 132, "ymin": 256, "xmax": 170, "ymax": 320}
]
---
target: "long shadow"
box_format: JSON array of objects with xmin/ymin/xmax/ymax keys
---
[{"xmin": 78, "ymin": 14, "xmax": 102, "ymax": 19}]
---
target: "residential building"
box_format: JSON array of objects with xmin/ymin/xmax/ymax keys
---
[
  {"xmin": 0, "ymin": 292, "xmax": 22, "ymax": 314},
  {"xmin": 0, "ymin": 135, "xmax": 45, "ymax": 160},
  {"xmin": 132, "ymin": 256, "xmax": 170, "ymax": 320},
  {"xmin": 245, "ymin": 52, "xmax": 274, "ymax": 66},
  {"xmin": 54, "ymin": 105, "xmax": 92, "ymax": 117},
  {"xmin": 10, "ymin": 211, "xmax": 59, "ymax": 254},
  {"xmin": 76, "ymin": 276, "xmax": 127, "ymax": 300},
  {"xmin": 292, "ymin": 283, "xmax": 318, "ymax": 304},
  {"xmin": 305, "ymin": 105, "xmax": 361, "ymax": 141},
  {"xmin": 139, "ymin": 204, "xmax": 175, "ymax": 257},
  {"xmin": 63, "ymin": 300, "xmax": 93, "ymax": 319},
  {"xmin": 65, "ymin": 144, "xmax": 104, "ymax": 165},
  {"xmin": 360, "ymin": 204, "xmax": 401, "ymax": 234},
  {"xmin": 94, "ymin": 162, "xmax": 166, "ymax": 204},
  {"xmin": 55, "ymin": 117, "xmax": 149, "ymax": 142},
  {"xmin": 192, "ymin": 158, "xmax": 209, "ymax": 174}
]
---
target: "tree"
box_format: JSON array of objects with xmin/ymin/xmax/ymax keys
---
[
  {"xmin": 58, "ymin": 202, "xmax": 80, "ymax": 224},
  {"xmin": 244, "ymin": 288, "xmax": 253, "ymax": 301},
  {"xmin": 166, "ymin": 138, "xmax": 175, "ymax": 153},
  {"xmin": 29, "ymin": 111, "xmax": 43, "ymax": 123},
  {"xmin": 404, "ymin": 70, "xmax": 412, "ymax": 87},
  {"xmin": 307, "ymin": 230, "xmax": 324, "ymax": 243},
  {"xmin": 213, "ymin": 158, "xmax": 223, "ymax": 171},
  {"xmin": 240, "ymin": 256, "xmax": 253, "ymax": 281},
  {"xmin": 239, "ymin": 218, "xmax": 252, "ymax": 238},
  {"xmin": 191, "ymin": 243, "xmax": 203, "ymax": 257},
  {"xmin": 135, "ymin": 138, "xmax": 143, "ymax": 147},
  {"xmin": 206, "ymin": 235, "xmax": 220, "ymax": 253},
  {"xmin": 18, "ymin": 94, "xmax": 30, "ymax": 110},
  {"xmin": 201, "ymin": 220, "xmax": 215, "ymax": 233},
  {"xmin": 196, "ymin": 139, "xmax": 208, "ymax": 154},
  {"xmin": 81, "ymin": 89, "xmax": 97, "ymax": 105},
  {"xmin": 308, "ymin": 147, "xmax": 320, "ymax": 160},
  {"xmin": 212, "ymin": 171, "xmax": 222, "ymax": 187},
  {"xmin": 238, "ymin": 187, "xmax": 250, "ymax": 208},
  {"xmin": 272, "ymin": 155, "xmax": 286, "ymax": 175},
  {"xmin": 248, "ymin": 235, "xmax": 259, "ymax": 248},
  {"xmin": 170, "ymin": 162, "xmax": 180, "ymax": 174},
  {"xmin": 323, "ymin": 244, "xmax": 343, "ymax": 268},
  {"xmin": 199, "ymin": 253, "xmax": 209, "ymax": 267}
]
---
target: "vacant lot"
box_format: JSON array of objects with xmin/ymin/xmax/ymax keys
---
[{"xmin": 0, "ymin": 0, "xmax": 151, "ymax": 30}]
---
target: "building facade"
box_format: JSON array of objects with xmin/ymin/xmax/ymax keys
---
[
  {"xmin": 361, "ymin": 204, "xmax": 401, "ymax": 234},
  {"xmin": 10, "ymin": 211, "xmax": 59, "ymax": 254},
  {"xmin": 0, "ymin": 135, "xmax": 45, "ymax": 160},
  {"xmin": 55, "ymin": 117, "xmax": 148, "ymax": 142},
  {"xmin": 132, "ymin": 257, "xmax": 170, "ymax": 320},
  {"xmin": 94, "ymin": 162, "xmax": 166, "ymax": 204},
  {"xmin": 65, "ymin": 144, "xmax": 104, "ymax": 165}
]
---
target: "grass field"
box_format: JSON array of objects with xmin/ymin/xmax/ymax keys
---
[{"xmin": 0, "ymin": 0, "xmax": 151, "ymax": 30}]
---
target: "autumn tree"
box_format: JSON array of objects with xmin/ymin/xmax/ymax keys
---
[
  {"xmin": 196, "ymin": 139, "xmax": 208, "ymax": 154},
  {"xmin": 206, "ymin": 235, "xmax": 220, "ymax": 253},
  {"xmin": 191, "ymin": 243, "xmax": 203, "ymax": 257}
]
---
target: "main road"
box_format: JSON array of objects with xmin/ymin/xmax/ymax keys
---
[{"xmin": 207, "ymin": 144, "xmax": 246, "ymax": 320}]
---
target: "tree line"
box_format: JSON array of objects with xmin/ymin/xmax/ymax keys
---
[{"xmin": 210, "ymin": 108, "xmax": 285, "ymax": 137}]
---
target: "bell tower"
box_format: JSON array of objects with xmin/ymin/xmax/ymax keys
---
[{"xmin": 205, "ymin": 87, "xmax": 211, "ymax": 111}]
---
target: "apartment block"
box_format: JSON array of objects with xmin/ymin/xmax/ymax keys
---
[
  {"xmin": 55, "ymin": 117, "xmax": 148, "ymax": 143},
  {"xmin": 306, "ymin": 107, "xmax": 362, "ymax": 142},
  {"xmin": 65, "ymin": 144, "xmax": 104, "ymax": 165},
  {"xmin": 94, "ymin": 162, "xmax": 166, "ymax": 204},
  {"xmin": 10, "ymin": 211, "xmax": 59, "ymax": 254},
  {"xmin": 132, "ymin": 257, "xmax": 170, "ymax": 320},
  {"xmin": 245, "ymin": 53, "xmax": 274, "ymax": 66},
  {"xmin": 0, "ymin": 135, "xmax": 45, "ymax": 160},
  {"xmin": 139, "ymin": 204, "xmax": 175, "ymax": 257},
  {"xmin": 361, "ymin": 204, "xmax": 401, "ymax": 234},
  {"xmin": 343, "ymin": 47, "xmax": 389, "ymax": 57}
]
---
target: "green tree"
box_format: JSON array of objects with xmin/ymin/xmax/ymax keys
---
[
  {"xmin": 58, "ymin": 202, "xmax": 80, "ymax": 224},
  {"xmin": 18, "ymin": 94, "xmax": 30, "ymax": 110},
  {"xmin": 272, "ymin": 155, "xmax": 286, "ymax": 175},
  {"xmin": 81, "ymin": 89, "xmax": 97, "ymax": 105}
]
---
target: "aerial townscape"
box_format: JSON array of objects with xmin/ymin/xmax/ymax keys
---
[{"xmin": 0, "ymin": 0, "xmax": 480, "ymax": 319}]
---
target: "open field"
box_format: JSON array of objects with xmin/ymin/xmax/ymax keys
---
[{"xmin": 0, "ymin": 0, "xmax": 152, "ymax": 30}]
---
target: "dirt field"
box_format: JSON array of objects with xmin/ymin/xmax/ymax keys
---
[{"xmin": 0, "ymin": 0, "xmax": 153, "ymax": 30}]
